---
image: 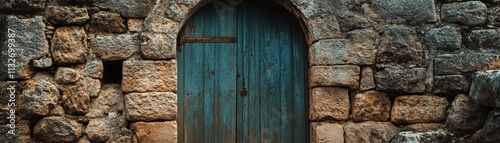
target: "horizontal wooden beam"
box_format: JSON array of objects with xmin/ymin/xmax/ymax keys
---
[{"xmin": 181, "ymin": 36, "xmax": 237, "ymax": 43}]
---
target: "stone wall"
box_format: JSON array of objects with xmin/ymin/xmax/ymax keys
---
[{"xmin": 0, "ymin": 0, "xmax": 499, "ymax": 142}]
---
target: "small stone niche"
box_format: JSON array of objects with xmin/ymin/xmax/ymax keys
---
[{"xmin": 102, "ymin": 61, "xmax": 123, "ymax": 84}]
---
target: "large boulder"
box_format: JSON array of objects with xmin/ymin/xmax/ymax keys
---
[
  {"xmin": 446, "ymin": 94, "xmax": 489, "ymax": 134},
  {"xmin": 469, "ymin": 70, "xmax": 500, "ymax": 108},
  {"xmin": 34, "ymin": 116, "xmax": 83, "ymax": 143}
]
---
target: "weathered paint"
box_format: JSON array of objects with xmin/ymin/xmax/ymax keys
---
[{"xmin": 178, "ymin": 0, "xmax": 308, "ymax": 142}]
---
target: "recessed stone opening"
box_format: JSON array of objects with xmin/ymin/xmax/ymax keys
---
[{"xmin": 102, "ymin": 61, "xmax": 123, "ymax": 84}]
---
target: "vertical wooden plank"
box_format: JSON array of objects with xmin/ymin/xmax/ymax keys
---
[
  {"xmin": 260, "ymin": 4, "xmax": 281, "ymax": 142},
  {"xmin": 246, "ymin": 1, "xmax": 262, "ymax": 142},
  {"xmin": 278, "ymin": 9, "xmax": 294, "ymax": 143},
  {"xmin": 203, "ymin": 5, "xmax": 217, "ymax": 142},
  {"xmin": 237, "ymin": 1, "xmax": 249, "ymax": 142},
  {"xmin": 217, "ymin": 3, "xmax": 238, "ymax": 143},
  {"xmin": 292, "ymin": 18, "xmax": 309, "ymax": 143}
]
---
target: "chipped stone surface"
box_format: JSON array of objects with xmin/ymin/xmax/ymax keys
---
[
  {"xmin": 377, "ymin": 25, "xmax": 426, "ymax": 68},
  {"xmin": 446, "ymin": 94, "xmax": 489, "ymax": 134},
  {"xmin": 131, "ymin": 121, "xmax": 177, "ymax": 143},
  {"xmin": 34, "ymin": 116, "xmax": 83, "ymax": 143},
  {"xmin": 344, "ymin": 121, "xmax": 400, "ymax": 143},
  {"xmin": 88, "ymin": 11, "xmax": 126, "ymax": 33},
  {"xmin": 309, "ymin": 65, "xmax": 360, "ymax": 89},
  {"xmin": 125, "ymin": 92, "xmax": 177, "ymax": 121},
  {"xmin": 391, "ymin": 95, "xmax": 449, "ymax": 124},
  {"xmin": 140, "ymin": 32, "xmax": 176, "ymax": 59},
  {"xmin": 351, "ymin": 91, "xmax": 391, "ymax": 121},
  {"xmin": 55, "ymin": 67, "xmax": 81, "ymax": 84},
  {"xmin": 122, "ymin": 59, "xmax": 177, "ymax": 93},
  {"xmin": 18, "ymin": 80, "xmax": 59, "ymax": 118},
  {"xmin": 61, "ymin": 85, "xmax": 91, "ymax": 115},
  {"xmin": 310, "ymin": 87, "xmax": 350, "ymax": 121},
  {"xmin": 33, "ymin": 57, "xmax": 52, "ymax": 68},
  {"xmin": 86, "ymin": 84, "xmax": 124, "ymax": 118},
  {"xmin": 96, "ymin": 0, "xmax": 155, "ymax": 18},
  {"xmin": 441, "ymin": 1, "xmax": 488, "ymax": 26},
  {"xmin": 90, "ymin": 34, "xmax": 140, "ymax": 61},
  {"xmin": 51, "ymin": 27, "xmax": 87, "ymax": 64},
  {"xmin": 469, "ymin": 70, "xmax": 500, "ymax": 108},
  {"xmin": 311, "ymin": 122, "xmax": 344, "ymax": 143},
  {"xmin": 375, "ymin": 67, "xmax": 426, "ymax": 94},
  {"xmin": 0, "ymin": 16, "xmax": 49, "ymax": 80},
  {"xmin": 45, "ymin": 6, "xmax": 89, "ymax": 25}
]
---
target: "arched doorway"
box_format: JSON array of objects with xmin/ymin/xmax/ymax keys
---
[{"xmin": 177, "ymin": 0, "xmax": 309, "ymax": 142}]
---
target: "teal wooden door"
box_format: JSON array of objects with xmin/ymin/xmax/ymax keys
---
[{"xmin": 178, "ymin": 1, "xmax": 308, "ymax": 142}]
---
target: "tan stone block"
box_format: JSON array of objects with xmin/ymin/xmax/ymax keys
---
[
  {"xmin": 391, "ymin": 95, "xmax": 449, "ymax": 124},
  {"xmin": 309, "ymin": 65, "xmax": 360, "ymax": 89},
  {"xmin": 122, "ymin": 59, "xmax": 177, "ymax": 93},
  {"xmin": 51, "ymin": 27, "xmax": 87, "ymax": 64},
  {"xmin": 310, "ymin": 87, "xmax": 350, "ymax": 121},
  {"xmin": 131, "ymin": 121, "xmax": 177, "ymax": 143},
  {"xmin": 140, "ymin": 32, "xmax": 176, "ymax": 59},
  {"xmin": 125, "ymin": 92, "xmax": 177, "ymax": 121},
  {"xmin": 352, "ymin": 91, "xmax": 391, "ymax": 121},
  {"xmin": 127, "ymin": 18, "xmax": 144, "ymax": 32},
  {"xmin": 344, "ymin": 121, "xmax": 400, "ymax": 143},
  {"xmin": 90, "ymin": 34, "xmax": 140, "ymax": 61},
  {"xmin": 359, "ymin": 67, "xmax": 375, "ymax": 90},
  {"xmin": 311, "ymin": 122, "xmax": 344, "ymax": 143}
]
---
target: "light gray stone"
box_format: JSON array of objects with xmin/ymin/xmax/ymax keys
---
[
  {"xmin": 122, "ymin": 59, "xmax": 177, "ymax": 93},
  {"xmin": 424, "ymin": 26, "xmax": 462, "ymax": 53},
  {"xmin": 78, "ymin": 77, "xmax": 101, "ymax": 98},
  {"xmin": 345, "ymin": 121, "xmax": 400, "ymax": 143},
  {"xmin": 79, "ymin": 54, "xmax": 104, "ymax": 79},
  {"xmin": 55, "ymin": 67, "xmax": 81, "ymax": 84},
  {"xmin": 367, "ymin": 0, "xmax": 437, "ymax": 23},
  {"xmin": 143, "ymin": 0, "xmax": 180, "ymax": 33},
  {"xmin": 375, "ymin": 67, "xmax": 426, "ymax": 94},
  {"xmin": 51, "ymin": 26, "xmax": 87, "ymax": 64},
  {"xmin": 377, "ymin": 25, "xmax": 426, "ymax": 68},
  {"xmin": 488, "ymin": 6, "xmax": 500, "ymax": 27},
  {"xmin": 33, "ymin": 57, "xmax": 52, "ymax": 68},
  {"xmin": 467, "ymin": 29, "xmax": 500, "ymax": 51},
  {"xmin": 86, "ymin": 84, "xmax": 124, "ymax": 118},
  {"xmin": 469, "ymin": 70, "xmax": 500, "ymax": 108},
  {"xmin": 446, "ymin": 94, "xmax": 489, "ymax": 134},
  {"xmin": 433, "ymin": 75, "xmax": 470, "ymax": 95},
  {"xmin": 0, "ymin": 16, "xmax": 49, "ymax": 80},
  {"xmin": 442, "ymin": 1, "xmax": 488, "ymax": 26},
  {"xmin": 352, "ymin": 91, "xmax": 391, "ymax": 121},
  {"xmin": 18, "ymin": 80, "xmax": 59, "ymax": 118},
  {"xmin": 310, "ymin": 122, "xmax": 344, "ymax": 143},
  {"xmin": 391, "ymin": 130, "xmax": 455, "ymax": 143},
  {"xmin": 402, "ymin": 123, "xmax": 446, "ymax": 132},
  {"xmin": 127, "ymin": 19, "xmax": 144, "ymax": 32},
  {"xmin": 45, "ymin": 6, "xmax": 89, "ymax": 25},
  {"xmin": 131, "ymin": 121, "xmax": 177, "ymax": 143},
  {"xmin": 88, "ymin": 11, "xmax": 126, "ymax": 33},
  {"xmin": 360, "ymin": 67, "xmax": 376, "ymax": 90},
  {"xmin": 96, "ymin": 0, "xmax": 155, "ymax": 18},
  {"xmin": 125, "ymin": 92, "xmax": 177, "ymax": 121},
  {"xmin": 391, "ymin": 95, "xmax": 449, "ymax": 124},
  {"xmin": 309, "ymin": 65, "xmax": 360, "ymax": 89},
  {"xmin": 90, "ymin": 34, "xmax": 140, "ymax": 61},
  {"xmin": 140, "ymin": 32, "xmax": 176, "ymax": 59},
  {"xmin": 86, "ymin": 118, "xmax": 110, "ymax": 142},
  {"xmin": 34, "ymin": 116, "xmax": 83, "ymax": 143},
  {"xmin": 435, "ymin": 53, "xmax": 500, "ymax": 75},
  {"xmin": 310, "ymin": 87, "xmax": 350, "ymax": 121}
]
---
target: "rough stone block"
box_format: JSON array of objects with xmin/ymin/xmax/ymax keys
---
[
  {"xmin": 86, "ymin": 84, "xmax": 124, "ymax": 118},
  {"xmin": 435, "ymin": 53, "xmax": 500, "ymax": 75},
  {"xmin": 446, "ymin": 94, "xmax": 489, "ymax": 134},
  {"xmin": 375, "ymin": 67, "xmax": 426, "ymax": 94},
  {"xmin": 377, "ymin": 25, "xmax": 426, "ymax": 68},
  {"xmin": 310, "ymin": 87, "xmax": 350, "ymax": 121},
  {"xmin": 307, "ymin": 15, "xmax": 341, "ymax": 42},
  {"xmin": 433, "ymin": 75, "xmax": 470, "ymax": 95},
  {"xmin": 45, "ymin": 6, "xmax": 89, "ymax": 25},
  {"xmin": 79, "ymin": 54, "xmax": 103, "ymax": 79},
  {"xmin": 402, "ymin": 123, "xmax": 446, "ymax": 132},
  {"xmin": 351, "ymin": 91, "xmax": 391, "ymax": 121},
  {"xmin": 86, "ymin": 118, "xmax": 110, "ymax": 142},
  {"xmin": 442, "ymin": 1, "xmax": 487, "ymax": 26},
  {"xmin": 125, "ymin": 92, "xmax": 177, "ymax": 121},
  {"xmin": 310, "ymin": 122, "xmax": 344, "ymax": 143},
  {"xmin": 88, "ymin": 11, "xmax": 126, "ymax": 33},
  {"xmin": 467, "ymin": 29, "xmax": 500, "ymax": 51},
  {"xmin": 391, "ymin": 95, "xmax": 449, "ymax": 124},
  {"xmin": 34, "ymin": 116, "xmax": 83, "ymax": 143},
  {"xmin": 61, "ymin": 85, "xmax": 91, "ymax": 115},
  {"xmin": 0, "ymin": 0, "xmax": 45, "ymax": 12},
  {"xmin": 469, "ymin": 70, "xmax": 500, "ymax": 108},
  {"xmin": 309, "ymin": 65, "xmax": 360, "ymax": 89},
  {"xmin": 392, "ymin": 130, "xmax": 455, "ymax": 143},
  {"xmin": 55, "ymin": 67, "xmax": 81, "ymax": 84},
  {"xmin": 18, "ymin": 80, "xmax": 59, "ymax": 118},
  {"xmin": 0, "ymin": 16, "xmax": 49, "ymax": 80},
  {"xmin": 367, "ymin": 0, "xmax": 437, "ymax": 23},
  {"xmin": 127, "ymin": 19, "xmax": 144, "ymax": 32},
  {"xmin": 479, "ymin": 111, "xmax": 500, "ymax": 142},
  {"xmin": 97, "ymin": 0, "xmax": 155, "ymax": 18},
  {"xmin": 33, "ymin": 57, "xmax": 52, "ymax": 68},
  {"xmin": 90, "ymin": 34, "xmax": 140, "ymax": 61},
  {"xmin": 78, "ymin": 77, "xmax": 101, "ymax": 98},
  {"xmin": 51, "ymin": 27, "xmax": 87, "ymax": 64},
  {"xmin": 130, "ymin": 121, "xmax": 177, "ymax": 143},
  {"xmin": 488, "ymin": 7, "xmax": 500, "ymax": 27},
  {"xmin": 0, "ymin": 120, "xmax": 32, "ymax": 143},
  {"xmin": 424, "ymin": 26, "xmax": 462, "ymax": 53},
  {"xmin": 122, "ymin": 59, "xmax": 177, "ymax": 93},
  {"xmin": 344, "ymin": 121, "xmax": 400, "ymax": 143},
  {"xmin": 359, "ymin": 67, "xmax": 375, "ymax": 91},
  {"xmin": 309, "ymin": 29, "xmax": 376, "ymax": 65},
  {"xmin": 140, "ymin": 32, "xmax": 176, "ymax": 59}
]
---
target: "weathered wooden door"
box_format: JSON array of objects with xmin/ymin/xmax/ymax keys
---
[{"xmin": 178, "ymin": 1, "xmax": 308, "ymax": 142}]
